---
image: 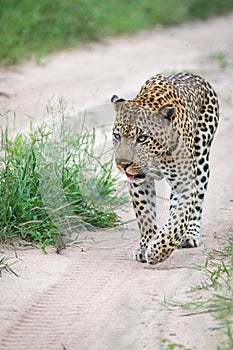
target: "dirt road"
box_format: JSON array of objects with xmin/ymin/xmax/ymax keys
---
[{"xmin": 0, "ymin": 13, "xmax": 233, "ymax": 350}]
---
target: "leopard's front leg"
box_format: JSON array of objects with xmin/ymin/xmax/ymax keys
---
[
  {"xmin": 129, "ymin": 179, "xmax": 157, "ymax": 263},
  {"xmin": 145, "ymin": 183, "xmax": 196, "ymax": 264}
]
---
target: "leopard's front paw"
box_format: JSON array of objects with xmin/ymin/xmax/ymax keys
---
[
  {"xmin": 145, "ymin": 240, "xmax": 174, "ymax": 265},
  {"xmin": 145, "ymin": 245, "xmax": 162, "ymax": 265},
  {"xmin": 132, "ymin": 249, "xmax": 147, "ymax": 263}
]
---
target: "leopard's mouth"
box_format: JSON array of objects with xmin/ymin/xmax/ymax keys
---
[{"xmin": 125, "ymin": 171, "xmax": 145, "ymax": 180}]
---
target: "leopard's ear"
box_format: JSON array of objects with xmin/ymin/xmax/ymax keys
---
[
  {"xmin": 111, "ymin": 95, "xmax": 126, "ymax": 111},
  {"xmin": 158, "ymin": 103, "xmax": 175, "ymax": 121}
]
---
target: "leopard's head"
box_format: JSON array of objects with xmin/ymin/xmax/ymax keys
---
[{"xmin": 111, "ymin": 95, "xmax": 177, "ymax": 181}]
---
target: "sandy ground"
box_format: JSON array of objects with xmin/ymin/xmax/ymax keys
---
[{"xmin": 0, "ymin": 12, "xmax": 233, "ymax": 350}]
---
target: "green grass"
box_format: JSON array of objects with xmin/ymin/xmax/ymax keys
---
[
  {"xmin": 159, "ymin": 233, "xmax": 233, "ymax": 350},
  {"xmin": 209, "ymin": 52, "xmax": 229, "ymax": 70},
  {"xmin": 1, "ymin": 0, "xmax": 233, "ymax": 65},
  {"xmin": 0, "ymin": 100, "xmax": 126, "ymax": 252},
  {"xmin": 0, "ymin": 255, "xmax": 18, "ymax": 276},
  {"xmin": 197, "ymin": 234, "xmax": 233, "ymax": 350},
  {"xmin": 160, "ymin": 338, "xmax": 191, "ymax": 350}
]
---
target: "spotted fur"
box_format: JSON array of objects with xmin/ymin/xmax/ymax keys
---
[{"xmin": 111, "ymin": 73, "xmax": 219, "ymax": 264}]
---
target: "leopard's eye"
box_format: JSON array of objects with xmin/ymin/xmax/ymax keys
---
[
  {"xmin": 113, "ymin": 132, "xmax": 121, "ymax": 141},
  {"xmin": 136, "ymin": 134, "xmax": 148, "ymax": 143}
]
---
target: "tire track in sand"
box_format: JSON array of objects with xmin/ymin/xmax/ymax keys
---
[
  {"xmin": 0, "ymin": 239, "xmax": 150, "ymax": 350},
  {"xmin": 1, "ymin": 237, "xmax": 215, "ymax": 350}
]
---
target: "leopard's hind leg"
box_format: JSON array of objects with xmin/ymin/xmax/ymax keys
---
[{"xmin": 181, "ymin": 86, "xmax": 219, "ymax": 248}]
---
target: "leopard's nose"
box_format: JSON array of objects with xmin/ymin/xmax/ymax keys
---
[{"xmin": 116, "ymin": 159, "xmax": 132, "ymax": 171}]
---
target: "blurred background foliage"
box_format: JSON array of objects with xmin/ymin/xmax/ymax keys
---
[{"xmin": 0, "ymin": 0, "xmax": 233, "ymax": 65}]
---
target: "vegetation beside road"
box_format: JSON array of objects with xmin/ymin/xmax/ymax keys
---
[
  {"xmin": 0, "ymin": 101, "xmax": 125, "ymax": 251},
  {"xmin": 1, "ymin": 0, "xmax": 233, "ymax": 65}
]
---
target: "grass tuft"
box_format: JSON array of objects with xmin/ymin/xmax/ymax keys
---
[
  {"xmin": 0, "ymin": 255, "xmax": 18, "ymax": 276},
  {"xmin": 160, "ymin": 338, "xmax": 191, "ymax": 350},
  {"xmin": 209, "ymin": 52, "xmax": 229, "ymax": 70},
  {"xmin": 0, "ymin": 100, "xmax": 126, "ymax": 251}
]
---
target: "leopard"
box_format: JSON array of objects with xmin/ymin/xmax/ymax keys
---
[{"xmin": 111, "ymin": 73, "xmax": 219, "ymax": 265}]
